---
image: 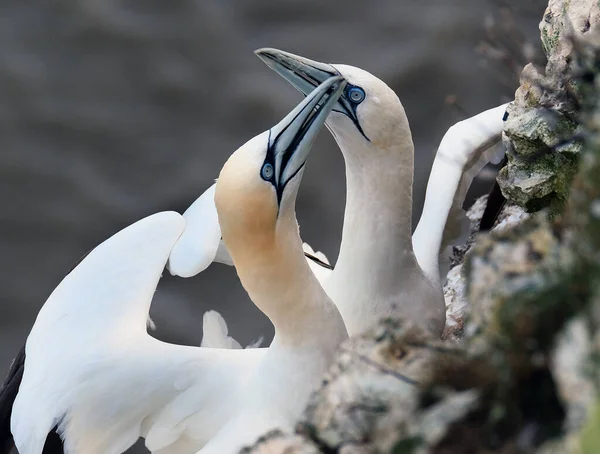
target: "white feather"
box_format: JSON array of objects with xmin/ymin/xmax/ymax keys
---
[
  {"xmin": 11, "ymin": 79, "xmax": 349, "ymax": 453},
  {"xmin": 177, "ymin": 94, "xmax": 508, "ymax": 341},
  {"xmin": 167, "ymin": 183, "xmax": 223, "ymax": 278},
  {"xmin": 251, "ymin": 49, "xmax": 510, "ymax": 336},
  {"xmin": 200, "ymin": 311, "xmax": 242, "ymax": 349},
  {"xmin": 213, "ymin": 239, "xmax": 234, "ymax": 266},
  {"xmin": 12, "ymin": 212, "xmax": 183, "ymax": 453},
  {"xmin": 11, "ymin": 212, "xmax": 265, "ymax": 454},
  {"xmin": 413, "ymin": 103, "xmax": 509, "ymax": 284}
]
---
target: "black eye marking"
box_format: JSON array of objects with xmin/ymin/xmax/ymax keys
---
[
  {"xmin": 502, "ymin": 110, "xmax": 509, "ymax": 121},
  {"xmin": 262, "ymin": 130, "xmax": 277, "ymax": 188},
  {"xmin": 333, "ymin": 83, "xmax": 370, "ymax": 142},
  {"xmin": 262, "ymin": 129, "xmax": 287, "ymax": 205}
]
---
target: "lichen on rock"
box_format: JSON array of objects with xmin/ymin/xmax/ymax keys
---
[
  {"xmin": 465, "ymin": 213, "xmax": 573, "ymax": 344},
  {"xmin": 297, "ymin": 320, "xmax": 452, "ymax": 453},
  {"xmin": 540, "ymin": 0, "xmax": 600, "ymax": 75},
  {"xmin": 497, "ymin": 0, "xmax": 600, "ymax": 214}
]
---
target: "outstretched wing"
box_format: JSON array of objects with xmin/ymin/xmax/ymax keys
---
[
  {"xmin": 0, "ymin": 345, "xmax": 24, "ymax": 454},
  {"xmin": 11, "ymin": 212, "xmax": 186, "ymax": 454},
  {"xmin": 1, "ymin": 347, "xmax": 64, "ymax": 454},
  {"xmin": 10, "ymin": 211, "xmax": 264, "ymax": 454},
  {"xmin": 412, "ymin": 103, "xmax": 509, "ymax": 284},
  {"xmin": 168, "ymin": 183, "xmax": 228, "ymax": 277}
]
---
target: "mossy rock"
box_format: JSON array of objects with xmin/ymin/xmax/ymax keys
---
[
  {"xmin": 503, "ymin": 107, "xmax": 578, "ymax": 157},
  {"xmin": 497, "ymin": 152, "xmax": 577, "ymax": 214},
  {"xmin": 465, "ymin": 215, "xmax": 579, "ymax": 347}
]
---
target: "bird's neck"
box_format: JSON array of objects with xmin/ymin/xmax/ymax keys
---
[
  {"xmin": 230, "ymin": 216, "xmax": 346, "ymax": 347},
  {"xmin": 333, "ymin": 135, "xmax": 417, "ymax": 286}
]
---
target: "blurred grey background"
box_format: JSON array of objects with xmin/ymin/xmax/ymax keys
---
[{"xmin": 1, "ymin": 0, "xmax": 546, "ymax": 451}]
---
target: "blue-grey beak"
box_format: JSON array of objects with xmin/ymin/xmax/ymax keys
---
[
  {"xmin": 265, "ymin": 75, "xmax": 346, "ymax": 202},
  {"xmin": 255, "ymin": 48, "xmax": 368, "ymax": 140}
]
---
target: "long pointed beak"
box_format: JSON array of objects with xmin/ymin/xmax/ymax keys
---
[
  {"xmin": 255, "ymin": 48, "xmax": 339, "ymax": 98},
  {"xmin": 268, "ymin": 75, "xmax": 346, "ymax": 196},
  {"xmin": 256, "ymin": 48, "xmax": 369, "ymax": 141}
]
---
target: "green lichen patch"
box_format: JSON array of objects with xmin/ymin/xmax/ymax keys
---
[{"xmin": 542, "ymin": 26, "xmax": 562, "ymax": 55}]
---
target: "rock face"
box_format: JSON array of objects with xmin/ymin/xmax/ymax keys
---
[
  {"xmin": 496, "ymin": 0, "xmax": 600, "ymax": 213},
  {"xmin": 239, "ymin": 431, "xmax": 321, "ymax": 454},
  {"xmin": 466, "ymin": 213, "xmax": 566, "ymax": 340},
  {"xmin": 297, "ymin": 321, "xmax": 446, "ymax": 453},
  {"xmin": 499, "ymin": 103, "xmax": 579, "ymax": 212},
  {"xmin": 243, "ymin": 321, "xmax": 474, "ymax": 454},
  {"xmin": 443, "ymin": 197, "xmax": 530, "ymax": 342},
  {"xmin": 541, "ymin": 0, "xmax": 600, "ymax": 75}
]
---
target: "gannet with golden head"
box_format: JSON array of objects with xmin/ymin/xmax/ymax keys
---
[
  {"xmin": 250, "ymin": 48, "xmax": 509, "ymax": 337},
  {"xmin": 6, "ymin": 76, "xmax": 347, "ymax": 454}
]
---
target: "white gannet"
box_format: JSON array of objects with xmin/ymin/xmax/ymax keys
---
[
  {"xmin": 248, "ymin": 48, "xmax": 509, "ymax": 337},
  {"xmin": 6, "ymin": 76, "xmax": 347, "ymax": 454},
  {"xmin": 173, "ymin": 49, "xmax": 508, "ymax": 340}
]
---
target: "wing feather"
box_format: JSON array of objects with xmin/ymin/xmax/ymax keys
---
[
  {"xmin": 413, "ymin": 103, "xmax": 509, "ymax": 283},
  {"xmin": 0, "ymin": 345, "xmax": 24, "ymax": 454},
  {"xmin": 11, "ymin": 212, "xmax": 186, "ymax": 454},
  {"xmin": 168, "ymin": 184, "xmax": 225, "ymax": 277},
  {"xmin": 200, "ymin": 311, "xmax": 243, "ymax": 349}
]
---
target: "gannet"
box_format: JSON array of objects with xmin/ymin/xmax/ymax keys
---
[
  {"xmin": 173, "ymin": 49, "xmax": 508, "ymax": 340},
  {"xmin": 249, "ymin": 48, "xmax": 509, "ymax": 337},
  {"xmin": 5, "ymin": 75, "xmax": 347, "ymax": 454}
]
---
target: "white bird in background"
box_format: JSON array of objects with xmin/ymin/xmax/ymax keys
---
[
  {"xmin": 7, "ymin": 76, "xmax": 347, "ymax": 454},
  {"xmin": 172, "ymin": 48, "xmax": 509, "ymax": 339}
]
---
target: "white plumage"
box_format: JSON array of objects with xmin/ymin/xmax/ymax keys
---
[
  {"xmin": 179, "ymin": 48, "xmax": 510, "ymax": 340},
  {"xmin": 412, "ymin": 104, "xmax": 508, "ymax": 285},
  {"xmin": 200, "ymin": 311, "xmax": 244, "ymax": 349},
  {"xmin": 255, "ymin": 49, "xmax": 510, "ymax": 337},
  {"xmin": 10, "ymin": 76, "xmax": 348, "ymax": 454},
  {"xmin": 5, "ymin": 48, "xmax": 511, "ymax": 454},
  {"xmin": 200, "ymin": 311, "xmax": 263, "ymax": 349}
]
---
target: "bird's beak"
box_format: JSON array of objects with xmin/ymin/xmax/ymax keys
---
[
  {"xmin": 256, "ymin": 48, "xmax": 368, "ymax": 141},
  {"xmin": 268, "ymin": 75, "xmax": 346, "ymax": 198},
  {"xmin": 255, "ymin": 48, "xmax": 340, "ymax": 98}
]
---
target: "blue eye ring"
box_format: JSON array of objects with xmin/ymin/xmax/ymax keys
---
[
  {"xmin": 347, "ymin": 86, "xmax": 365, "ymax": 104},
  {"xmin": 261, "ymin": 162, "xmax": 274, "ymax": 181}
]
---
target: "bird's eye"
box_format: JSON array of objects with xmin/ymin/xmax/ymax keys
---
[
  {"xmin": 348, "ymin": 86, "xmax": 365, "ymax": 104},
  {"xmin": 261, "ymin": 163, "xmax": 274, "ymax": 180}
]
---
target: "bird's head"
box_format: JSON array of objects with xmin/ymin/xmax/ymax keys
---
[
  {"xmin": 255, "ymin": 48, "xmax": 413, "ymax": 157},
  {"xmin": 215, "ymin": 76, "xmax": 346, "ymax": 262}
]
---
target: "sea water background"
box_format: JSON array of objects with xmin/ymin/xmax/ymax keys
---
[{"xmin": 0, "ymin": 1, "xmax": 546, "ymax": 451}]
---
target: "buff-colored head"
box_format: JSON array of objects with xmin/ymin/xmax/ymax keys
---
[
  {"xmin": 215, "ymin": 76, "xmax": 346, "ymax": 268},
  {"xmin": 255, "ymin": 48, "xmax": 413, "ymax": 157}
]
